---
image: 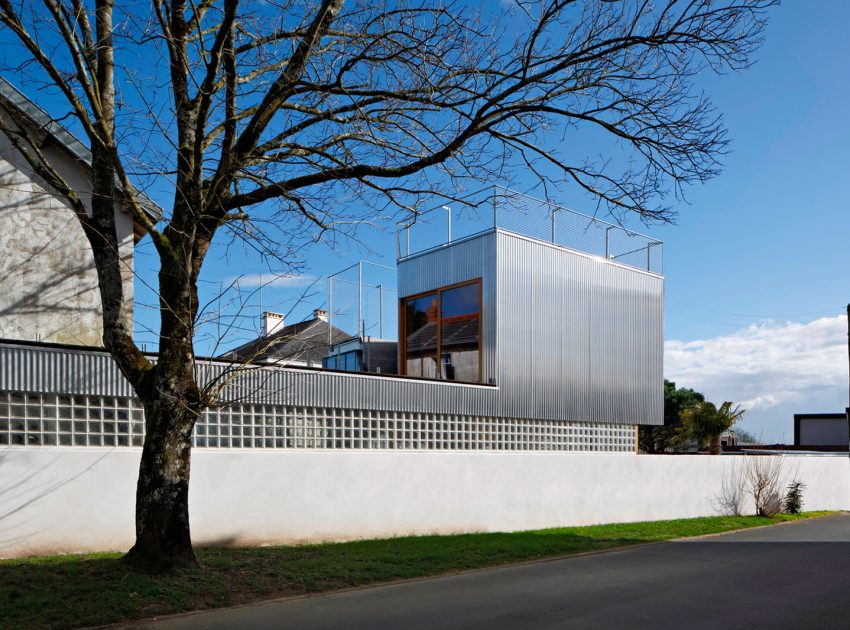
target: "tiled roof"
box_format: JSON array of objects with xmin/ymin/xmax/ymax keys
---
[{"xmin": 222, "ymin": 316, "xmax": 352, "ymax": 365}]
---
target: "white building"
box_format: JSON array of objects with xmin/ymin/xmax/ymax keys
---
[{"xmin": 0, "ymin": 78, "xmax": 155, "ymax": 346}]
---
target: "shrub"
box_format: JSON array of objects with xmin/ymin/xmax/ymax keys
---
[
  {"xmin": 745, "ymin": 455, "xmax": 784, "ymax": 517},
  {"xmin": 761, "ymin": 490, "xmax": 783, "ymax": 517},
  {"xmin": 784, "ymin": 480, "xmax": 806, "ymax": 515}
]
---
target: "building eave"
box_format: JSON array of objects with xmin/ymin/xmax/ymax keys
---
[{"xmin": 0, "ymin": 76, "xmax": 163, "ymax": 239}]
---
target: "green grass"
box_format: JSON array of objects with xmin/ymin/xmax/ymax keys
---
[{"xmin": 0, "ymin": 512, "xmax": 831, "ymax": 629}]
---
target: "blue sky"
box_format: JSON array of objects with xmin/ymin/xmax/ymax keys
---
[
  {"xmin": 657, "ymin": 0, "xmax": 850, "ymax": 341},
  {"xmin": 654, "ymin": 1, "xmax": 850, "ymax": 441},
  {"xmin": 212, "ymin": 1, "xmax": 849, "ymax": 441},
  {"xmin": 179, "ymin": 1, "xmax": 848, "ymax": 441},
  {"xmin": 4, "ymin": 1, "xmax": 848, "ymax": 441}
]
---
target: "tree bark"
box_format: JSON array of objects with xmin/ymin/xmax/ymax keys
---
[
  {"xmin": 122, "ymin": 386, "xmax": 200, "ymax": 572},
  {"xmin": 121, "ymin": 245, "xmax": 204, "ymax": 572},
  {"xmin": 709, "ymin": 434, "xmax": 722, "ymax": 455}
]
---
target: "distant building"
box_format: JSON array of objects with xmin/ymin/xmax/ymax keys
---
[
  {"xmin": 719, "ymin": 431, "xmax": 738, "ymax": 449},
  {"xmin": 324, "ymin": 337, "xmax": 398, "ymax": 374},
  {"xmin": 221, "ymin": 309, "xmax": 351, "ymax": 368},
  {"xmin": 794, "ymin": 413, "xmax": 849, "ymax": 448}
]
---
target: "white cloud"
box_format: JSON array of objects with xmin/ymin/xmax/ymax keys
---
[
  {"xmin": 665, "ymin": 315, "xmax": 848, "ymax": 442},
  {"xmin": 226, "ymin": 273, "xmax": 318, "ymax": 289}
]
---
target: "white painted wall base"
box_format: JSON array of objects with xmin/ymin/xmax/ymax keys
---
[{"xmin": 2, "ymin": 448, "xmax": 848, "ymax": 558}]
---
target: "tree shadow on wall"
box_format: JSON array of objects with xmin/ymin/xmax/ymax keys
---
[{"xmin": 0, "ymin": 448, "xmax": 112, "ymax": 551}]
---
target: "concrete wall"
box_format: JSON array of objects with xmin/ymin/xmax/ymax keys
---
[
  {"xmin": 1, "ymin": 447, "xmax": 847, "ymax": 558},
  {"xmin": 0, "ymin": 132, "xmax": 134, "ymax": 346}
]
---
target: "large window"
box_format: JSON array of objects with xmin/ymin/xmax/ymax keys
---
[{"xmin": 402, "ymin": 280, "xmax": 481, "ymax": 382}]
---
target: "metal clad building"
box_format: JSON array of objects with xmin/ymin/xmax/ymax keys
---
[
  {"xmin": 1, "ymin": 227, "xmax": 663, "ymax": 427},
  {"xmin": 395, "ymin": 229, "xmax": 663, "ymax": 426}
]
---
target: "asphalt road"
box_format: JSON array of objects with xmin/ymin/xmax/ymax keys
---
[{"xmin": 132, "ymin": 514, "xmax": 850, "ymax": 630}]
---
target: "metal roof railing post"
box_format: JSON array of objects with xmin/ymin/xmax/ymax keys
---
[
  {"xmin": 357, "ymin": 261, "xmax": 363, "ymax": 339},
  {"xmin": 328, "ymin": 276, "xmax": 333, "ymax": 347},
  {"xmin": 551, "ymin": 206, "xmax": 557, "ymax": 243},
  {"xmin": 646, "ymin": 241, "xmax": 661, "ymax": 273}
]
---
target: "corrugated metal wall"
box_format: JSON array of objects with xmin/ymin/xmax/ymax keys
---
[
  {"xmin": 0, "ymin": 229, "xmax": 663, "ymax": 425},
  {"xmin": 0, "ymin": 340, "xmax": 507, "ymax": 415},
  {"xmin": 495, "ymin": 231, "xmax": 663, "ymax": 424},
  {"xmin": 0, "ymin": 342, "xmax": 136, "ymax": 396}
]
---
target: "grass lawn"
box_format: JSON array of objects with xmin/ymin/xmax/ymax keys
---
[{"xmin": 1, "ymin": 512, "xmax": 831, "ymax": 629}]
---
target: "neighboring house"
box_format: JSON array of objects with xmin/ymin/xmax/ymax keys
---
[
  {"xmin": 794, "ymin": 413, "xmax": 849, "ymax": 448},
  {"xmin": 719, "ymin": 430, "xmax": 755, "ymax": 449},
  {"xmin": 324, "ymin": 337, "xmax": 398, "ymax": 374},
  {"xmin": 0, "ymin": 78, "xmax": 157, "ymax": 346},
  {"xmin": 222, "ymin": 309, "xmax": 351, "ymax": 367},
  {"xmin": 719, "ymin": 431, "xmax": 738, "ymax": 449}
]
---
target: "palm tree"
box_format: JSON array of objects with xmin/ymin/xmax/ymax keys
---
[{"xmin": 680, "ymin": 401, "xmax": 746, "ymax": 455}]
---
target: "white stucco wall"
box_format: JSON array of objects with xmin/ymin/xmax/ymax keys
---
[
  {"xmin": 1, "ymin": 448, "xmax": 847, "ymax": 558},
  {"xmin": 0, "ymin": 133, "xmax": 134, "ymax": 346}
]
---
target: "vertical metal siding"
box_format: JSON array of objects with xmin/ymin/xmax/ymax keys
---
[
  {"xmin": 495, "ymin": 231, "xmax": 663, "ymax": 425},
  {"xmin": 0, "ymin": 343, "xmax": 135, "ymax": 396}
]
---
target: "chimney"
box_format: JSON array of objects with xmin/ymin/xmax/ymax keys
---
[
  {"xmin": 262, "ymin": 311, "xmax": 284, "ymax": 336},
  {"xmin": 313, "ymin": 308, "xmax": 328, "ymax": 322}
]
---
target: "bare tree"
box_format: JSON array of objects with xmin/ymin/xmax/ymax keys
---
[
  {"xmin": 745, "ymin": 455, "xmax": 785, "ymax": 517},
  {"xmin": 0, "ymin": 0, "xmax": 775, "ymax": 571}
]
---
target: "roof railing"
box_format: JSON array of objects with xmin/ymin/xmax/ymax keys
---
[{"xmin": 396, "ymin": 186, "xmax": 663, "ymax": 275}]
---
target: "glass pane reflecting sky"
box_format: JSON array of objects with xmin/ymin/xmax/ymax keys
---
[{"xmin": 440, "ymin": 284, "xmax": 478, "ymax": 319}]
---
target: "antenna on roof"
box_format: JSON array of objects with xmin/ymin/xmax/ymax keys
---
[{"xmin": 328, "ymin": 274, "xmax": 333, "ymax": 348}]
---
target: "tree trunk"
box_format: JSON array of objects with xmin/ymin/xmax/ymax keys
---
[
  {"xmin": 122, "ymin": 389, "xmax": 200, "ymax": 572},
  {"xmin": 117, "ymin": 193, "xmax": 209, "ymax": 571},
  {"xmin": 708, "ymin": 434, "xmax": 722, "ymax": 455}
]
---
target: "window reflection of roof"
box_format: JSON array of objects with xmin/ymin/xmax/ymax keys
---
[
  {"xmin": 405, "ymin": 321, "xmax": 437, "ymax": 353},
  {"xmin": 440, "ymin": 318, "xmax": 478, "ymax": 348},
  {"xmin": 405, "ymin": 316, "xmax": 478, "ymax": 353}
]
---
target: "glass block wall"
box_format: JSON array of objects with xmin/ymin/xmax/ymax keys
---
[{"xmin": 0, "ymin": 391, "xmax": 637, "ymax": 453}]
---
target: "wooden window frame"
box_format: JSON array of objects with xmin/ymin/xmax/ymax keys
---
[{"xmin": 399, "ymin": 278, "xmax": 483, "ymax": 383}]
